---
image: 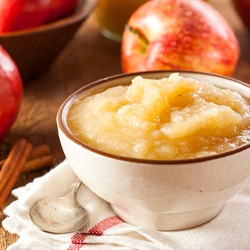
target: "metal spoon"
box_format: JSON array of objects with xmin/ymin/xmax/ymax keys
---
[{"xmin": 29, "ymin": 178, "xmax": 88, "ymax": 234}]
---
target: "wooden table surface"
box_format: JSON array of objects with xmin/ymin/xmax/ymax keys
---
[{"xmin": 1, "ymin": 0, "xmax": 250, "ymax": 248}]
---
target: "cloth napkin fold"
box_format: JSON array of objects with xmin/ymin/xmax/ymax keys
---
[{"xmin": 3, "ymin": 160, "xmax": 250, "ymax": 250}]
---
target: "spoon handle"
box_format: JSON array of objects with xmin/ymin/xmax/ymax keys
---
[{"xmin": 67, "ymin": 178, "xmax": 82, "ymax": 198}]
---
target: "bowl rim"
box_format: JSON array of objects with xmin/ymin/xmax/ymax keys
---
[
  {"xmin": 0, "ymin": 0, "xmax": 98, "ymax": 37},
  {"xmin": 57, "ymin": 70, "xmax": 250, "ymax": 165}
]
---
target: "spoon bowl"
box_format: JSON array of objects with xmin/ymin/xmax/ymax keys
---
[{"xmin": 29, "ymin": 178, "xmax": 88, "ymax": 234}]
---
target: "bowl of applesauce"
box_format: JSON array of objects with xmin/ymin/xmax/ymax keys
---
[{"xmin": 57, "ymin": 71, "xmax": 250, "ymax": 231}]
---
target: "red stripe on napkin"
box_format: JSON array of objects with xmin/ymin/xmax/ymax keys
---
[
  {"xmin": 89, "ymin": 216, "xmax": 124, "ymax": 235},
  {"xmin": 68, "ymin": 216, "xmax": 123, "ymax": 249}
]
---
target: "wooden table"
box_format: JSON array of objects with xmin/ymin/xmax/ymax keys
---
[{"xmin": 1, "ymin": 0, "xmax": 250, "ymax": 248}]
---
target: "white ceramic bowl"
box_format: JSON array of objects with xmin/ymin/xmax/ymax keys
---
[{"xmin": 57, "ymin": 71, "xmax": 250, "ymax": 231}]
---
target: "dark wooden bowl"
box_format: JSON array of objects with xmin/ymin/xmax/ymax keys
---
[{"xmin": 0, "ymin": 0, "xmax": 97, "ymax": 82}]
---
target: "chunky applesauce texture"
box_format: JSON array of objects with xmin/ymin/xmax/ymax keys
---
[{"xmin": 67, "ymin": 73, "xmax": 250, "ymax": 160}]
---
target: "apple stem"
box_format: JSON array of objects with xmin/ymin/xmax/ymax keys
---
[{"xmin": 125, "ymin": 25, "xmax": 149, "ymax": 49}]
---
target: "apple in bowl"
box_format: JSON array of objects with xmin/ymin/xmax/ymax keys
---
[{"xmin": 121, "ymin": 0, "xmax": 239, "ymax": 76}]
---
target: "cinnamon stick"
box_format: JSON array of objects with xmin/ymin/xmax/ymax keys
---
[
  {"xmin": 28, "ymin": 144, "xmax": 51, "ymax": 160},
  {"xmin": 0, "ymin": 139, "xmax": 33, "ymax": 207},
  {"xmin": 21, "ymin": 155, "xmax": 54, "ymax": 173},
  {"xmin": 0, "ymin": 143, "xmax": 54, "ymax": 173},
  {"xmin": 0, "ymin": 159, "xmax": 4, "ymax": 168}
]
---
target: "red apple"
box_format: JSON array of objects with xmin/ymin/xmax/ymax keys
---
[
  {"xmin": 0, "ymin": 46, "xmax": 23, "ymax": 140},
  {"xmin": 121, "ymin": 0, "xmax": 240, "ymax": 76},
  {"xmin": 0, "ymin": 0, "xmax": 78, "ymax": 33},
  {"xmin": 231, "ymin": 0, "xmax": 250, "ymax": 31}
]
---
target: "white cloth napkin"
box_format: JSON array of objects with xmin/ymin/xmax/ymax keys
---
[{"xmin": 3, "ymin": 160, "xmax": 250, "ymax": 250}]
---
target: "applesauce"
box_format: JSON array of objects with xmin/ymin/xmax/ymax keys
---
[{"xmin": 67, "ymin": 73, "xmax": 250, "ymax": 160}]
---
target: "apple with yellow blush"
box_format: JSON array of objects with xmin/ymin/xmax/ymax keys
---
[{"xmin": 121, "ymin": 0, "xmax": 240, "ymax": 76}]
